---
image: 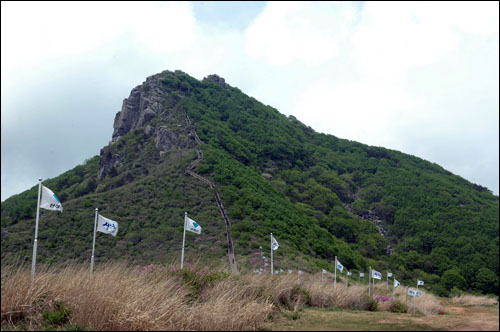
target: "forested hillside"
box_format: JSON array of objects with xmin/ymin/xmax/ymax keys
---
[{"xmin": 2, "ymin": 70, "xmax": 498, "ymax": 295}]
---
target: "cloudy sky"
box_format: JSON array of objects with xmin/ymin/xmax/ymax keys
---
[{"xmin": 2, "ymin": 1, "xmax": 499, "ymax": 200}]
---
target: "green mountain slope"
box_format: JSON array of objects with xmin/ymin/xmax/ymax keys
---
[{"xmin": 2, "ymin": 70, "xmax": 498, "ymax": 295}]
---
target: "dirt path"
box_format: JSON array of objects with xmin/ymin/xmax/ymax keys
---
[
  {"xmin": 267, "ymin": 303, "xmax": 499, "ymax": 331},
  {"xmin": 183, "ymin": 112, "xmax": 239, "ymax": 274}
]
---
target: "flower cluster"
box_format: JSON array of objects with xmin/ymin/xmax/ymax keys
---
[{"xmin": 375, "ymin": 295, "xmax": 391, "ymax": 302}]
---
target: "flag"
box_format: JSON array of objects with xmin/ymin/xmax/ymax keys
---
[
  {"xmin": 387, "ymin": 272, "xmax": 393, "ymax": 277},
  {"xmin": 394, "ymin": 279, "xmax": 400, "ymax": 288},
  {"xmin": 288, "ymin": 269, "xmax": 293, "ymax": 274},
  {"xmin": 408, "ymin": 289, "xmax": 417, "ymax": 297},
  {"xmin": 371, "ymin": 269, "xmax": 382, "ymax": 279},
  {"xmin": 322, "ymin": 269, "xmax": 327, "ymax": 274},
  {"xmin": 417, "ymin": 280, "xmax": 424, "ymax": 286},
  {"xmin": 97, "ymin": 214, "xmax": 119, "ymax": 236},
  {"xmin": 186, "ymin": 216, "xmax": 201, "ymax": 234},
  {"xmin": 280, "ymin": 268, "xmax": 284, "ymax": 273},
  {"xmin": 298, "ymin": 270, "xmax": 303, "ymax": 275},
  {"xmin": 415, "ymin": 290, "xmax": 422, "ymax": 297},
  {"xmin": 40, "ymin": 185, "xmax": 63, "ymax": 212},
  {"xmin": 359, "ymin": 272, "xmax": 365, "ymax": 277},
  {"xmin": 271, "ymin": 235, "xmax": 279, "ymax": 250},
  {"xmin": 336, "ymin": 259, "xmax": 344, "ymax": 272},
  {"xmin": 347, "ymin": 271, "xmax": 352, "ymax": 276}
]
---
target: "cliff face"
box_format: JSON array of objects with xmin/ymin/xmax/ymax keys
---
[{"xmin": 98, "ymin": 71, "xmax": 195, "ymax": 179}]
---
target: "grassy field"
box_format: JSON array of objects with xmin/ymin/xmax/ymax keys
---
[
  {"xmin": 1, "ymin": 262, "xmax": 497, "ymax": 331},
  {"xmin": 266, "ymin": 300, "xmax": 499, "ymax": 331}
]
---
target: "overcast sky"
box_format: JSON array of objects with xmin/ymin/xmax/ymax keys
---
[{"xmin": 2, "ymin": 1, "xmax": 499, "ymax": 200}]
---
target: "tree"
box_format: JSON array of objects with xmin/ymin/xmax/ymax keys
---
[
  {"xmin": 474, "ymin": 268, "xmax": 499, "ymax": 295},
  {"xmin": 440, "ymin": 268, "xmax": 466, "ymax": 291}
]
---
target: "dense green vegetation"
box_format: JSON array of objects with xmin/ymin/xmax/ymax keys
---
[{"xmin": 1, "ymin": 70, "xmax": 498, "ymax": 296}]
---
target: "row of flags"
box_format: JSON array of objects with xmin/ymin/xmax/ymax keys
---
[
  {"xmin": 32, "ymin": 181, "xmax": 427, "ymax": 293},
  {"xmin": 30, "ymin": 181, "xmax": 204, "ymax": 281}
]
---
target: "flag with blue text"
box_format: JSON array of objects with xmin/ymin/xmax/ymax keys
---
[
  {"xmin": 417, "ymin": 280, "xmax": 424, "ymax": 286},
  {"xmin": 271, "ymin": 235, "xmax": 279, "ymax": 250},
  {"xmin": 186, "ymin": 216, "xmax": 201, "ymax": 234},
  {"xmin": 40, "ymin": 185, "xmax": 63, "ymax": 212},
  {"xmin": 336, "ymin": 259, "xmax": 344, "ymax": 272},
  {"xmin": 372, "ymin": 269, "xmax": 382, "ymax": 279},
  {"xmin": 97, "ymin": 214, "xmax": 118, "ymax": 236},
  {"xmin": 394, "ymin": 279, "xmax": 400, "ymax": 288}
]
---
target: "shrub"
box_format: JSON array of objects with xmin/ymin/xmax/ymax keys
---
[
  {"xmin": 368, "ymin": 298, "xmax": 379, "ymax": 311},
  {"xmin": 389, "ymin": 301, "xmax": 408, "ymax": 313},
  {"xmin": 42, "ymin": 301, "xmax": 71, "ymax": 325}
]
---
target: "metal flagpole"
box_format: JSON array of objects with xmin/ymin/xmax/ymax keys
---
[
  {"xmin": 181, "ymin": 212, "xmax": 187, "ymax": 269},
  {"xmin": 270, "ymin": 233, "xmax": 273, "ymax": 275},
  {"xmin": 416, "ymin": 279, "xmax": 419, "ymax": 290},
  {"xmin": 90, "ymin": 208, "xmax": 98, "ymax": 276},
  {"xmin": 30, "ymin": 178, "xmax": 43, "ymax": 291},
  {"xmin": 373, "ymin": 271, "xmax": 375, "ymax": 292},
  {"xmin": 334, "ymin": 256, "xmax": 337, "ymax": 289},
  {"xmin": 369, "ymin": 266, "xmax": 371, "ymax": 296},
  {"xmin": 387, "ymin": 271, "xmax": 389, "ymax": 290},
  {"xmin": 346, "ymin": 271, "xmax": 348, "ymax": 287}
]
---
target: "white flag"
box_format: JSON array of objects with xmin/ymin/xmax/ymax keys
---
[
  {"xmin": 298, "ymin": 270, "xmax": 303, "ymax": 275},
  {"xmin": 417, "ymin": 280, "xmax": 424, "ymax": 286},
  {"xmin": 387, "ymin": 272, "xmax": 393, "ymax": 277},
  {"xmin": 280, "ymin": 268, "xmax": 284, "ymax": 273},
  {"xmin": 408, "ymin": 289, "xmax": 422, "ymax": 297},
  {"xmin": 97, "ymin": 214, "xmax": 119, "ymax": 236},
  {"xmin": 347, "ymin": 271, "xmax": 352, "ymax": 276},
  {"xmin": 40, "ymin": 185, "xmax": 63, "ymax": 212},
  {"xmin": 336, "ymin": 259, "xmax": 344, "ymax": 272},
  {"xmin": 288, "ymin": 269, "xmax": 293, "ymax": 274},
  {"xmin": 271, "ymin": 235, "xmax": 279, "ymax": 250},
  {"xmin": 322, "ymin": 269, "xmax": 327, "ymax": 274},
  {"xmin": 186, "ymin": 216, "xmax": 201, "ymax": 234},
  {"xmin": 394, "ymin": 279, "xmax": 400, "ymax": 288},
  {"xmin": 372, "ymin": 269, "xmax": 382, "ymax": 279},
  {"xmin": 359, "ymin": 272, "xmax": 365, "ymax": 277}
]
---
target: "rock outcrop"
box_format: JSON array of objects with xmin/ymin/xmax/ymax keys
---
[{"xmin": 98, "ymin": 70, "xmax": 195, "ymax": 179}]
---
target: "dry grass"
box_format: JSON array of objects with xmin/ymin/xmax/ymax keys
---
[
  {"xmin": 451, "ymin": 294, "xmax": 499, "ymax": 306},
  {"xmin": 1, "ymin": 263, "xmax": 446, "ymax": 331}
]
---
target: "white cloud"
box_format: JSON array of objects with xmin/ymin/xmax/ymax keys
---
[
  {"xmin": 244, "ymin": 2, "xmax": 359, "ymax": 67},
  {"xmin": 1, "ymin": 1, "xmax": 498, "ymax": 199}
]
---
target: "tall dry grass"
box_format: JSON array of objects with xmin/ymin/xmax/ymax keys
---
[
  {"xmin": 451, "ymin": 294, "xmax": 498, "ymax": 306},
  {"xmin": 1, "ymin": 263, "xmax": 445, "ymax": 330}
]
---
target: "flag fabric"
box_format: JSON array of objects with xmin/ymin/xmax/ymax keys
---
[
  {"xmin": 394, "ymin": 279, "xmax": 400, "ymax": 288},
  {"xmin": 408, "ymin": 289, "xmax": 422, "ymax": 297},
  {"xmin": 347, "ymin": 271, "xmax": 352, "ymax": 276},
  {"xmin": 322, "ymin": 269, "xmax": 327, "ymax": 274},
  {"xmin": 372, "ymin": 269, "xmax": 382, "ymax": 279},
  {"xmin": 271, "ymin": 235, "xmax": 279, "ymax": 250},
  {"xmin": 336, "ymin": 259, "xmax": 344, "ymax": 272},
  {"xmin": 417, "ymin": 280, "xmax": 424, "ymax": 286},
  {"xmin": 359, "ymin": 272, "xmax": 365, "ymax": 277},
  {"xmin": 40, "ymin": 185, "xmax": 63, "ymax": 212},
  {"xmin": 97, "ymin": 214, "xmax": 119, "ymax": 236},
  {"xmin": 387, "ymin": 272, "xmax": 393, "ymax": 277},
  {"xmin": 288, "ymin": 269, "xmax": 293, "ymax": 274},
  {"xmin": 280, "ymin": 268, "xmax": 284, "ymax": 273},
  {"xmin": 298, "ymin": 270, "xmax": 303, "ymax": 275},
  {"xmin": 186, "ymin": 216, "xmax": 201, "ymax": 234}
]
